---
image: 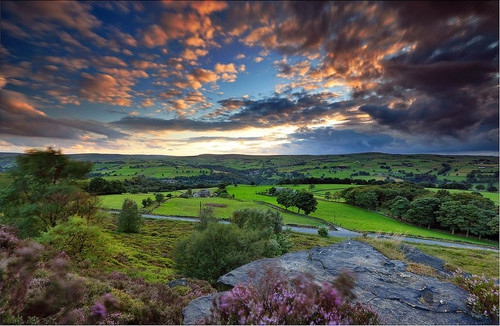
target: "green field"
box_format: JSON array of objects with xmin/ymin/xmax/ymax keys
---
[
  {"xmin": 427, "ymin": 187, "xmax": 499, "ymax": 205},
  {"xmin": 99, "ymin": 184, "xmax": 498, "ymax": 248}
]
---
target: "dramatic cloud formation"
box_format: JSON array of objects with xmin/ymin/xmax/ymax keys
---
[{"xmin": 0, "ymin": 1, "xmax": 498, "ymax": 155}]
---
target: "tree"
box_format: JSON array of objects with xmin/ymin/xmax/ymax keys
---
[
  {"xmin": 231, "ymin": 208, "xmax": 283, "ymax": 234},
  {"xmin": 294, "ymin": 189, "xmax": 318, "ymax": 215},
  {"xmin": 354, "ymin": 190, "xmax": 378, "ymax": 210},
  {"xmin": 142, "ymin": 197, "xmax": 153, "ymax": 208},
  {"xmin": 175, "ymin": 208, "xmax": 291, "ymax": 283},
  {"xmin": 455, "ymin": 204, "xmax": 480, "ymax": 238},
  {"xmin": 0, "ymin": 147, "xmax": 93, "ymax": 237},
  {"xmin": 405, "ymin": 197, "xmax": 440, "ymax": 228},
  {"xmin": 390, "ymin": 196, "xmax": 410, "ymax": 219},
  {"xmin": 436, "ymin": 201, "xmax": 464, "ymax": 235},
  {"xmin": 471, "ymin": 209, "xmax": 496, "ymax": 239},
  {"xmin": 276, "ymin": 188, "xmax": 295, "ymax": 210},
  {"xmin": 155, "ymin": 193, "xmax": 165, "ymax": 203},
  {"xmin": 116, "ymin": 199, "xmax": 143, "ymax": 233}
]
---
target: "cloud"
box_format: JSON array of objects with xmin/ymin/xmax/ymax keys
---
[
  {"xmin": 141, "ymin": 99, "xmax": 155, "ymax": 107},
  {"xmin": 3, "ymin": 1, "xmax": 105, "ymax": 45},
  {"xmin": 79, "ymin": 73, "xmax": 132, "ymax": 106},
  {"xmin": 187, "ymin": 68, "xmax": 218, "ymax": 89},
  {"xmin": 190, "ymin": 1, "xmax": 228, "ymax": 16},
  {"xmin": 181, "ymin": 48, "xmax": 209, "ymax": 61},
  {"xmin": 287, "ymin": 127, "xmax": 397, "ymax": 154},
  {"xmin": 142, "ymin": 24, "xmax": 169, "ymax": 47},
  {"xmin": 0, "ymin": 89, "xmax": 126, "ymax": 140}
]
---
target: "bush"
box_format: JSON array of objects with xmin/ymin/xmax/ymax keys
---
[
  {"xmin": 175, "ymin": 223, "xmax": 263, "ymax": 283},
  {"xmin": 453, "ymin": 269, "xmax": 499, "ymax": 322},
  {"xmin": 38, "ymin": 216, "xmax": 111, "ymax": 263},
  {"xmin": 207, "ymin": 265, "xmax": 379, "ymax": 325},
  {"xmin": 318, "ymin": 226, "xmax": 329, "ymax": 238},
  {"xmin": 176, "ymin": 209, "xmax": 292, "ymax": 283}
]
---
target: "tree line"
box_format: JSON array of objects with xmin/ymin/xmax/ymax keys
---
[{"xmin": 339, "ymin": 183, "xmax": 499, "ymax": 239}]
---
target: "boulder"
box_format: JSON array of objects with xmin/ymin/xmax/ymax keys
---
[{"xmin": 182, "ymin": 240, "xmax": 489, "ymax": 325}]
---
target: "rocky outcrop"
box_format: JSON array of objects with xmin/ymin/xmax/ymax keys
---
[{"xmin": 182, "ymin": 240, "xmax": 489, "ymax": 325}]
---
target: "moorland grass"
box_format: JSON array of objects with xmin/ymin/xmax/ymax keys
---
[
  {"xmin": 101, "ymin": 216, "xmax": 498, "ymax": 283},
  {"xmin": 359, "ymin": 237, "xmax": 499, "ymax": 280},
  {"xmin": 100, "ymin": 216, "xmax": 195, "ymax": 283},
  {"xmin": 413, "ymin": 243, "xmax": 499, "ymax": 280}
]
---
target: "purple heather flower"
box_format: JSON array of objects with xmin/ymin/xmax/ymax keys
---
[{"xmin": 90, "ymin": 302, "xmax": 107, "ymax": 320}]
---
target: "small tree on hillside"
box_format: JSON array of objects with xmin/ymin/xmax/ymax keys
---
[
  {"xmin": 276, "ymin": 188, "xmax": 295, "ymax": 210},
  {"xmin": 294, "ymin": 189, "xmax": 318, "ymax": 215},
  {"xmin": 155, "ymin": 193, "xmax": 165, "ymax": 203},
  {"xmin": 117, "ymin": 199, "xmax": 143, "ymax": 233}
]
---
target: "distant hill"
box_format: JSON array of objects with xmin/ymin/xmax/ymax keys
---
[{"xmin": 1, "ymin": 152, "xmax": 498, "ymax": 188}]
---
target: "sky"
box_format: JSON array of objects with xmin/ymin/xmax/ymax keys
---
[{"xmin": 1, "ymin": 1, "xmax": 499, "ymax": 156}]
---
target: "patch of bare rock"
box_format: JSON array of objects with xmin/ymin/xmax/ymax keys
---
[{"xmin": 182, "ymin": 240, "xmax": 490, "ymax": 325}]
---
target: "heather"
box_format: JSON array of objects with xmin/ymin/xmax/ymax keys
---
[
  {"xmin": 207, "ymin": 265, "xmax": 379, "ymax": 325},
  {"xmin": 0, "ymin": 225, "xmax": 215, "ymax": 324},
  {"xmin": 453, "ymin": 269, "xmax": 499, "ymax": 322}
]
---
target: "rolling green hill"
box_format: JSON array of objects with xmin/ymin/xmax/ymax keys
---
[{"xmin": 67, "ymin": 152, "xmax": 498, "ymax": 187}]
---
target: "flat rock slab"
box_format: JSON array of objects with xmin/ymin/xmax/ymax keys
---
[{"xmin": 183, "ymin": 240, "xmax": 489, "ymax": 325}]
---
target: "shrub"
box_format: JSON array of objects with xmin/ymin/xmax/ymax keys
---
[
  {"xmin": 174, "ymin": 223, "xmax": 262, "ymax": 283},
  {"xmin": 453, "ymin": 269, "xmax": 499, "ymax": 322},
  {"xmin": 207, "ymin": 265, "xmax": 379, "ymax": 325},
  {"xmin": 318, "ymin": 226, "xmax": 329, "ymax": 237},
  {"xmin": 37, "ymin": 216, "xmax": 111, "ymax": 263}
]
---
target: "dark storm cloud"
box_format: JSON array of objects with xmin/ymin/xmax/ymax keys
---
[
  {"xmin": 271, "ymin": 1, "xmax": 498, "ymax": 148},
  {"xmin": 359, "ymin": 92, "xmax": 490, "ymax": 140},
  {"xmin": 225, "ymin": 93, "xmax": 349, "ymax": 127},
  {"xmin": 287, "ymin": 127, "xmax": 397, "ymax": 154},
  {"xmin": 382, "ymin": 61, "xmax": 497, "ymax": 93}
]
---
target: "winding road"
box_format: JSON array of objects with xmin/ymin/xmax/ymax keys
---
[{"xmin": 136, "ymin": 212, "xmax": 499, "ymax": 252}]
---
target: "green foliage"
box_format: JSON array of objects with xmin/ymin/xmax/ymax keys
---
[
  {"xmin": 38, "ymin": 216, "xmax": 111, "ymax": 263},
  {"xmin": 0, "ymin": 148, "xmax": 93, "ymax": 238},
  {"xmin": 154, "ymin": 193, "xmax": 165, "ymax": 203},
  {"xmin": 276, "ymin": 188, "xmax": 318, "ymax": 215},
  {"xmin": 390, "ymin": 196, "xmax": 410, "ymax": 218},
  {"xmin": 174, "ymin": 223, "xmax": 262, "ymax": 283},
  {"xmin": 405, "ymin": 197, "xmax": 440, "ymax": 228},
  {"xmin": 117, "ymin": 199, "xmax": 143, "ymax": 233},
  {"xmin": 231, "ymin": 208, "xmax": 283, "ymax": 234},
  {"xmin": 276, "ymin": 188, "xmax": 295, "ymax": 209},
  {"xmin": 318, "ymin": 226, "xmax": 329, "ymax": 237},
  {"xmin": 196, "ymin": 205, "xmax": 217, "ymax": 231},
  {"xmin": 175, "ymin": 209, "xmax": 292, "ymax": 283},
  {"xmin": 142, "ymin": 197, "xmax": 153, "ymax": 208},
  {"xmin": 294, "ymin": 189, "xmax": 318, "ymax": 215},
  {"xmin": 87, "ymin": 177, "xmax": 126, "ymax": 195}
]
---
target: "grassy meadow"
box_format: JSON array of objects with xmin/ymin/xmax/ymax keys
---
[{"xmin": 99, "ymin": 184, "xmax": 498, "ymax": 247}]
